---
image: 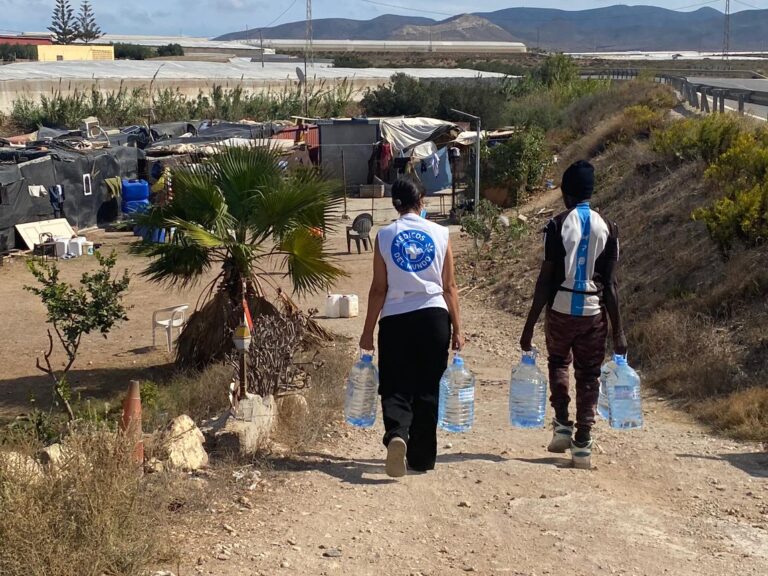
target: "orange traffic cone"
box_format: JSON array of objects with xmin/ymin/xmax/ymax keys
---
[{"xmin": 121, "ymin": 380, "xmax": 144, "ymax": 464}]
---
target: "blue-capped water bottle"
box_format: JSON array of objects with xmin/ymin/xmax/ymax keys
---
[
  {"xmin": 509, "ymin": 350, "xmax": 548, "ymax": 428},
  {"xmin": 438, "ymin": 352, "xmax": 475, "ymax": 433},
  {"xmin": 606, "ymin": 354, "xmax": 643, "ymax": 430},
  {"xmin": 344, "ymin": 351, "xmax": 379, "ymax": 428}
]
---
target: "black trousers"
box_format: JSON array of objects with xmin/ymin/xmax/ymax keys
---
[{"xmin": 378, "ymin": 307, "xmax": 451, "ymax": 471}]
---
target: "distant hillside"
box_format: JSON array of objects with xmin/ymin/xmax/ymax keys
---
[
  {"xmin": 390, "ymin": 15, "xmax": 517, "ymax": 43},
  {"xmin": 216, "ymin": 6, "xmax": 768, "ymax": 52}
]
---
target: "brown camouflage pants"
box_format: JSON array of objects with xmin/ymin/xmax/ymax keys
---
[{"xmin": 545, "ymin": 308, "xmax": 608, "ymax": 429}]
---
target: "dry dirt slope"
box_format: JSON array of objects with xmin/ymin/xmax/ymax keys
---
[{"xmin": 168, "ymin": 205, "xmax": 768, "ymax": 576}]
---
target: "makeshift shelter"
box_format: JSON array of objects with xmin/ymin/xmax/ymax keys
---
[
  {"xmin": 316, "ymin": 118, "xmax": 381, "ymax": 188},
  {"xmin": 0, "ymin": 146, "xmax": 141, "ymax": 251}
]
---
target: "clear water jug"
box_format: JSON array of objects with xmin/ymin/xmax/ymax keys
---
[
  {"xmin": 509, "ymin": 350, "xmax": 548, "ymax": 428},
  {"xmin": 606, "ymin": 355, "xmax": 643, "ymax": 430},
  {"xmin": 597, "ymin": 356, "xmax": 619, "ymax": 420},
  {"xmin": 344, "ymin": 352, "xmax": 379, "ymax": 428},
  {"xmin": 438, "ymin": 353, "xmax": 475, "ymax": 433}
]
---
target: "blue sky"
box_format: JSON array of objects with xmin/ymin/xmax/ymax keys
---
[{"xmin": 0, "ymin": 1, "xmax": 761, "ymax": 38}]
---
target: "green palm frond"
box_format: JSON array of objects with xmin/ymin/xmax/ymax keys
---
[
  {"xmin": 277, "ymin": 228, "xmax": 347, "ymax": 295},
  {"xmin": 139, "ymin": 238, "xmax": 213, "ymax": 288}
]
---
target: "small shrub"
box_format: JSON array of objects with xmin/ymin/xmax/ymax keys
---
[
  {"xmin": 653, "ymin": 114, "xmax": 745, "ymax": 164},
  {"xmin": 333, "ymin": 54, "xmax": 372, "ymax": 68},
  {"xmin": 693, "ymin": 130, "xmax": 768, "ymax": 250},
  {"xmin": 114, "ymin": 42, "xmax": 155, "ymax": 60},
  {"xmin": 0, "ymin": 426, "xmax": 176, "ymax": 576},
  {"xmin": 156, "ymin": 43, "xmax": 184, "ymax": 57}
]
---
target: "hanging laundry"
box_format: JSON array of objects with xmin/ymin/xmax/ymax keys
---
[
  {"xmin": 49, "ymin": 185, "xmax": 65, "ymax": 219},
  {"xmin": 28, "ymin": 185, "xmax": 47, "ymax": 198},
  {"xmin": 427, "ymin": 152, "xmax": 440, "ymax": 177}
]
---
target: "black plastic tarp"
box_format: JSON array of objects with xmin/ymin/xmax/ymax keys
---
[{"xmin": 0, "ymin": 146, "xmax": 142, "ymax": 251}]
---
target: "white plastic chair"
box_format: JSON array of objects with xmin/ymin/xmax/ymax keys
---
[{"xmin": 152, "ymin": 305, "xmax": 189, "ymax": 352}]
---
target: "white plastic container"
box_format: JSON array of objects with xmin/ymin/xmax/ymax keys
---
[
  {"xmin": 68, "ymin": 237, "xmax": 87, "ymax": 257},
  {"xmin": 325, "ymin": 294, "xmax": 342, "ymax": 318},
  {"xmin": 339, "ymin": 295, "xmax": 359, "ymax": 318},
  {"xmin": 54, "ymin": 239, "xmax": 69, "ymax": 257},
  {"xmin": 84, "ymin": 241, "xmax": 94, "ymax": 256}
]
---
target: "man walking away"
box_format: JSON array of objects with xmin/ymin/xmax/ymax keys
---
[{"xmin": 519, "ymin": 160, "xmax": 627, "ymax": 469}]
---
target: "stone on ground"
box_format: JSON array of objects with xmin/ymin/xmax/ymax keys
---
[
  {"xmin": 163, "ymin": 415, "xmax": 209, "ymax": 471},
  {"xmin": 210, "ymin": 395, "xmax": 277, "ymax": 457}
]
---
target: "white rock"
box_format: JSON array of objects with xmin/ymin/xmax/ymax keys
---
[
  {"xmin": 213, "ymin": 396, "xmax": 277, "ymax": 457},
  {"xmin": 0, "ymin": 451, "xmax": 43, "ymax": 480},
  {"xmin": 164, "ymin": 415, "xmax": 209, "ymax": 471},
  {"xmin": 37, "ymin": 443, "xmax": 67, "ymax": 470},
  {"xmin": 277, "ymin": 394, "xmax": 309, "ymax": 422}
]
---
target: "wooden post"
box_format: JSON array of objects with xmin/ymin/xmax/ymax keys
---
[
  {"xmin": 719, "ymin": 93, "xmax": 726, "ymax": 114},
  {"xmin": 341, "ymin": 147, "xmax": 348, "ymax": 220},
  {"xmin": 738, "ymin": 94, "xmax": 745, "ymax": 115}
]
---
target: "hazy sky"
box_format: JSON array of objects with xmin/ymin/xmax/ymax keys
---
[{"xmin": 0, "ymin": 0, "xmax": 763, "ymax": 38}]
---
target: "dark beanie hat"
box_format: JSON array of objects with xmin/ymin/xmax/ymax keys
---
[{"xmin": 561, "ymin": 160, "xmax": 594, "ymax": 201}]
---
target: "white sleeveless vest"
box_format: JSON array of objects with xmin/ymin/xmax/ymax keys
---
[{"xmin": 377, "ymin": 213, "xmax": 450, "ymax": 318}]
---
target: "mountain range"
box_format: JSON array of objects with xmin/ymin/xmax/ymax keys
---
[{"xmin": 215, "ymin": 6, "xmax": 768, "ymax": 52}]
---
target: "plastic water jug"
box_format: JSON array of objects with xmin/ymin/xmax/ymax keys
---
[
  {"xmin": 606, "ymin": 355, "xmax": 643, "ymax": 430},
  {"xmin": 509, "ymin": 350, "xmax": 548, "ymax": 428},
  {"xmin": 597, "ymin": 356, "xmax": 619, "ymax": 420},
  {"xmin": 325, "ymin": 294, "xmax": 342, "ymax": 318},
  {"xmin": 339, "ymin": 295, "xmax": 359, "ymax": 318},
  {"xmin": 344, "ymin": 352, "xmax": 379, "ymax": 428},
  {"xmin": 438, "ymin": 353, "xmax": 475, "ymax": 433}
]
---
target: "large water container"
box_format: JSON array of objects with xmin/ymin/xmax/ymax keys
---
[
  {"xmin": 438, "ymin": 353, "xmax": 475, "ymax": 433},
  {"xmin": 344, "ymin": 352, "xmax": 379, "ymax": 428},
  {"xmin": 606, "ymin": 355, "xmax": 643, "ymax": 430},
  {"xmin": 509, "ymin": 351, "xmax": 548, "ymax": 428},
  {"xmin": 597, "ymin": 356, "xmax": 619, "ymax": 420},
  {"xmin": 122, "ymin": 199, "xmax": 151, "ymax": 215},
  {"xmin": 122, "ymin": 179, "xmax": 150, "ymax": 202}
]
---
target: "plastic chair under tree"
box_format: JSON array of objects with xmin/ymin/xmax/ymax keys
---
[
  {"xmin": 346, "ymin": 213, "xmax": 373, "ymax": 254},
  {"xmin": 152, "ymin": 305, "xmax": 189, "ymax": 352}
]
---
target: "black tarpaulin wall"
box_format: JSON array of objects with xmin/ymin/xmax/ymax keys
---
[{"xmin": 0, "ymin": 146, "xmax": 141, "ymax": 251}]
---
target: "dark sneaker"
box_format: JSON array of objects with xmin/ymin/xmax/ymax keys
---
[
  {"xmin": 385, "ymin": 437, "xmax": 407, "ymax": 478},
  {"xmin": 547, "ymin": 418, "xmax": 574, "ymax": 453},
  {"xmin": 571, "ymin": 439, "xmax": 594, "ymax": 470}
]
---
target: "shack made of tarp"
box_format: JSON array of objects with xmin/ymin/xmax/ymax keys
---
[
  {"xmin": 0, "ymin": 146, "xmax": 142, "ymax": 251},
  {"xmin": 380, "ymin": 117, "xmax": 460, "ymax": 156},
  {"xmin": 316, "ymin": 118, "xmax": 381, "ymax": 188}
]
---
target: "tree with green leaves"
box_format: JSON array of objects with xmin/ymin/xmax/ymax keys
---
[
  {"xmin": 48, "ymin": 0, "xmax": 79, "ymax": 45},
  {"xmin": 26, "ymin": 252, "xmax": 130, "ymax": 420},
  {"xmin": 77, "ymin": 1, "xmax": 103, "ymax": 44},
  {"xmin": 135, "ymin": 146, "xmax": 344, "ymax": 368}
]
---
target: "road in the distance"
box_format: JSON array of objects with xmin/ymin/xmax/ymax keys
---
[{"xmin": 686, "ymin": 77, "xmax": 768, "ymax": 120}]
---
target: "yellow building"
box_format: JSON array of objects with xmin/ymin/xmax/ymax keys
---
[{"xmin": 37, "ymin": 44, "xmax": 114, "ymax": 62}]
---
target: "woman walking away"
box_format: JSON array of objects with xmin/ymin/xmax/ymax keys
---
[{"xmin": 360, "ymin": 178, "xmax": 464, "ymax": 478}]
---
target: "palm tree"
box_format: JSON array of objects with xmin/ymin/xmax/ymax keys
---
[{"xmin": 135, "ymin": 146, "xmax": 344, "ymax": 368}]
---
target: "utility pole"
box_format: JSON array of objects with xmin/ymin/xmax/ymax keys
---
[
  {"xmin": 259, "ymin": 29, "xmax": 264, "ymax": 68},
  {"xmin": 722, "ymin": 0, "xmax": 731, "ymax": 63},
  {"xmin": 450, "ymin": 108, "xmax": 481, "ymax": 210}
]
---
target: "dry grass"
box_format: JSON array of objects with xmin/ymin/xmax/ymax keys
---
[
  {"xmin": 697, "ymin": 387, "xmax": 768, "ymax": 442},
  {"xmin": 274, "ymin": 341, "xmax": 353, "ymax": 451},
  {"xmin": 0, "ymin": 426, "xmax": 185, "ymax": 576}
]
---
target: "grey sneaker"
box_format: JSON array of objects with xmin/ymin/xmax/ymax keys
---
[
  {"xmin": 385, "ymin": 437, "xmax": 407, "ymax": 478},
  {"xmin": 547, "ymin": 419, "xmax": 574, "ymax": 453},
  {"xmin": 571, "ymin": 439, "xmax": 594, "ymax": 470}
]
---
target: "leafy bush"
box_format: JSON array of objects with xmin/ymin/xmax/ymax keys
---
[
  {"xmin": 479, "ymin": 128, "xmax": 549, "ymax": 206},
  {"xmin": 333, "ymin": 54, "xmax": 372, "ymax": 68},
  {"xmin": 0, "ymin": 44, "xmax": 37, "ymax": 61},
  {"xmin": 653, "ymin": 113, "xmax": 745, "ymax": 164},
  {"xmin": 114, "ymin": 42, "xmax": 155, "ymax": 60},
  {"xmin": 361, "ymin": 73, "xmax": 438, "ymax": 118},
  {"xmin": 694, "ymin": 130, "xmax": 768, "ymax": 249},
  {"xmin": 156, "ymin": 43, "xmax": 184, "ymax": 57}
]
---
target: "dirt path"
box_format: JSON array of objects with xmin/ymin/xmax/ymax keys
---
[{"xmin": 170, "ymin": 198, "xmax": 768, "ymax": 576}]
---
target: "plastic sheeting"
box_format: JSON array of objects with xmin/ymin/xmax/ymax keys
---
[
  {"xmin": 380, "ymin": 117, "xmax": 459, "ymax": 155},
  {"xmin": 0, "ymin": 146, "xmax": 141, "ymax": 251}
]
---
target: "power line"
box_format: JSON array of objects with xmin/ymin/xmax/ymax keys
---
[
  {"xmin": 263, "ymin": 0, "xmax": 300, "ymax": 30},
  {"xmin": 358, "ymin": 0, "xmax": 455, "ymax": 18},
  {"xmin": 723, "ymin": 0, "xmax": 731, "ymax": 60}
]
